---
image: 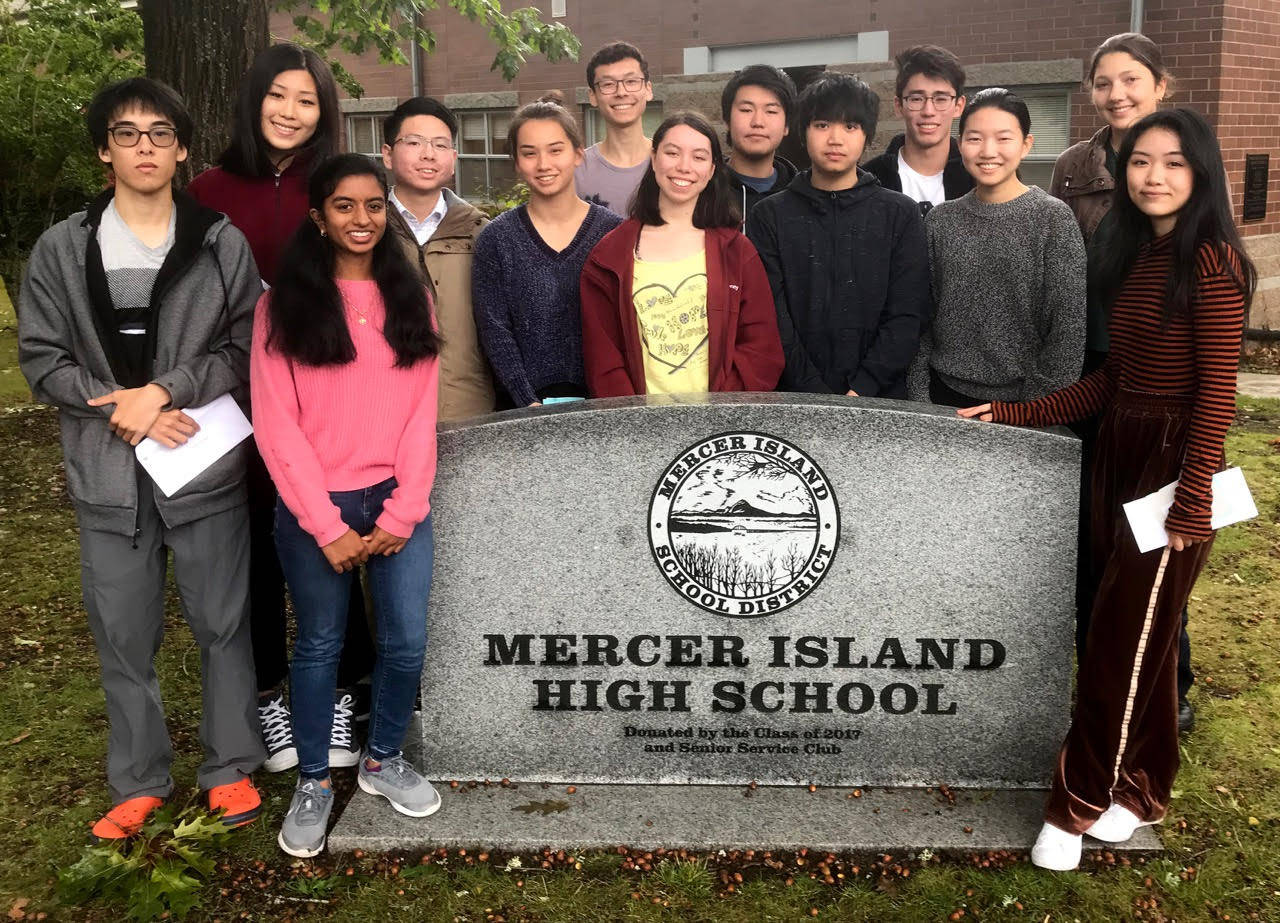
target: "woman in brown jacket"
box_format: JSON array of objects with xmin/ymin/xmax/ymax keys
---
[{"xmin": 1051, "ymin": 33, "xmax": 1169, "ymax": 249}]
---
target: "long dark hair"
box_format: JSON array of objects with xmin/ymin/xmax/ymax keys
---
[
  {"xmin": 631, "ymin": 112, "xmax": 740, "ymax": 229},
  {"xmin": 266, "ymin": 154, "xmax": 440, "ymax": 367},
  {"xmin": 219, "ymin": 44, "xmax": 341, "ymax": 178},
  {"xmin": 1089, "ymin": 108, "xmax": 1255, "ymax": 326}
]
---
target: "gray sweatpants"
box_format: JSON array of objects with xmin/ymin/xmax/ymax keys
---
[{"xmin": 78, "ymin": 472, "xmax": 264, "ymax": 803}]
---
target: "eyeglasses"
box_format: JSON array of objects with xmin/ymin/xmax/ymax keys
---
[
  {"xmin": 393, "ymin": 135, "xmax": 454, "ymax": 154},
  {"xmin": 593, "ymin": 76, "xmax": 647, "ymax": 95},
  {"xmin": 107, "ymin": 125, "xmax": 179, "ymax": 147},
  {"xmin": 901, "ymin": 93, "xmax": 958, "ymax": 112}
]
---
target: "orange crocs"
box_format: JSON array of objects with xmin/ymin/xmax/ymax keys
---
[
  {"xmin": 89, "ymin": 795, "xmax": 164, "ymax": 843},
  {"xmin": 207, "ymin": 777, "xmax": 262, "ymax": 828}
]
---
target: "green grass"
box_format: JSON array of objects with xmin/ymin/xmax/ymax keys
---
[{"xmin": 0, "ymin": 382, "xmax": 1277, "ymax": 921}]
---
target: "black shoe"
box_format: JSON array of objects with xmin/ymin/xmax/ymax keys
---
[
  {"xmin": 258, "ymin": 688, "xmax": 298, "ymax": 772},
  {"xmin": 352, "ymin": 681, "xmax": 371, "ymax": 725},
  {"xmin": 1178, "ymin": 699, "xmax": 1195, "ymax": 734}
]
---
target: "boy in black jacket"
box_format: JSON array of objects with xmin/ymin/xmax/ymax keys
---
[
  {"xmin": 746, "ymin": 73, "xmax": 929, "ymax": 399},
  {"xmin": 722, "ymin": 64, "xmax": 799, "ymax": 224}
]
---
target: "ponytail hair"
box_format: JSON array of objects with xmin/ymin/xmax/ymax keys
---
[{"xmin": 507, "ymin": 92, "xmax": 585, "ymax": 156}]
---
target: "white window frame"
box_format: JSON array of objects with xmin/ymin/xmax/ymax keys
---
[
  {"xmin": 454, "ymin": 109, "xmax": 516, "ymax": 200},
  {"xmin": 346, "ymin": 113, "xmax": 392, "ymax": 157}
]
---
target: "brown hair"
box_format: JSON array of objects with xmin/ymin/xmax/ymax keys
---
[
  {"xmin": 506, "ymin": 92, "xmax": 584, "ymax": 159},
  {"xmin": 586, "ymin": 41, "xmax": 649, "ymax": 88},
  {"xmin": 894, "ymin": 45, "xmax": 966, "ymax": 98},
  {"xmin": 1087, "ymin": 32, "xmax": 1172, "ymax": 90}
]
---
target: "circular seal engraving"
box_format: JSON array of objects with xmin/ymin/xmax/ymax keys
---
[{"xmin": 649, "ymin": 432, "xmax": 839, "ymax": 617}]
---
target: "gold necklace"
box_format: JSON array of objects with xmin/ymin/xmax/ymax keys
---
[{"xmin": 350, "ymin": 301, "xmax": 371, "ymax": 326}]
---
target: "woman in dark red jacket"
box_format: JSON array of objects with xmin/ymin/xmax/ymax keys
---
[
  {"xmin": 187, "ymin": 44, "xmax": 341, "ymax": 286},
  {"xmin": 187, "ymin": 45, "xmax": 370, "ymax": 778},
  {"xmin": 580, "ymin": 112, "xmax": 783, "ymax": 397}
]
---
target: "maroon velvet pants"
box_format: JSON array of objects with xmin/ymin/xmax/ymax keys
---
[{"xmin": 1046, "ymin": 389, "xmax": 1216, "ymax": 835}]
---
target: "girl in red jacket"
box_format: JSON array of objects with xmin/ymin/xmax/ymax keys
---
[
  {"xmin": 188, "ymin": 44, "xmax": 370, "ymax": 778},
  {"xmin": 579, "ymin": 112, "xmax": 784, "ymax": 396}
]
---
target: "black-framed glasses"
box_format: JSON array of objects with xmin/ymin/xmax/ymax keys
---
[
  {"xmin": 901, "ymin": 93, "xmax": 958, "ymax": 112},
  {"xmin": 594, "ymin": 76, "xmax": 647, "ymax": 95},
  {"xmin": 107, "ymin": 125, "xmax": 179, "ymax": 147}
]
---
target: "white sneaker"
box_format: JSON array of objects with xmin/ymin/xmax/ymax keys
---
[
  {"xmin": 1085, "ymin": 804, "xmax": 1157, "ymax": 843},
  {"xmin": 258, "ymin": 690, "xmax": 298, "ymax": 773},
  {"xmin": 329, "ymin": 688, "xmax": 361, "ymax": 768},
  {"xmin": 1031, "ymin": 822, "xmax": 1082, "ymax": 871}
]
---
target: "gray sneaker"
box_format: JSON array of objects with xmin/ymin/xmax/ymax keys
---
[
  {"xmin": 357, "ymin": 753, "xmax": 441, "ymax": 818},
  {"xmin": 277, "ymin": 778, "xmax": 334, "ymax": 858}
]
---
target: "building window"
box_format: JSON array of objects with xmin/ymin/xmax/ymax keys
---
[
  {"xmin": 584, "ymin": 105, "xmax": 665, "ymax": 147},
  {"xmin": 1017, "ymin": 89, "xmax": 1071, "ymax": 189},
  {"xmin": 347, "ymin": 114, "xmax": 391, "ymax": 156},
  {"xmin": 954, "ymin": 87, "xmax": 1071, "ymax": 190},
  {"xmin": 455, "ymin": 110, "xmax": 516, "ymax": 199}
]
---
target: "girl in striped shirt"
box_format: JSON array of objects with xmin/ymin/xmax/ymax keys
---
[{"xmin": 959, "ymin": 107, "xmax": 1256, "ymax": 870}]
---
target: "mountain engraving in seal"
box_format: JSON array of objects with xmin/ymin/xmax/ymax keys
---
[{"xmin": 649, "ymin": 433, "xmax": 840, "ymax": 617}]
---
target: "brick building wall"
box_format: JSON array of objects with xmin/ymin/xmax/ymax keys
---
[{"xmin": 1216, "ymin": 0, "xmax": 1280, "ymax": 327}]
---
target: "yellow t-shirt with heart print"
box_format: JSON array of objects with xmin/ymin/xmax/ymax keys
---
[{"xmin": 632, "ymin": 249, "xmax": 709, "ymax": 394}]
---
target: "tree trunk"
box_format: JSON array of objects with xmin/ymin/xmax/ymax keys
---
[{"xmin": 140, "ymin": 0, "xmax": 270, "ymax": 184}]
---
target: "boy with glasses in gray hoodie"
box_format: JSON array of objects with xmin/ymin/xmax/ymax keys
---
[{"xmin": 18, "ymin": 77, "xmax": 265, "ymax": 842}]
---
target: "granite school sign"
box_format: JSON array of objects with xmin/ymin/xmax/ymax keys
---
[{"xmin": 415, "ymin": 394, "xmax": 1080, "ymax": 790}]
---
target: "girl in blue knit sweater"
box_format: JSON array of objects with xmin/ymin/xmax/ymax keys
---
[{"xmin": 472, "ymin": 95, "xmax": 621, "ymax": 407}]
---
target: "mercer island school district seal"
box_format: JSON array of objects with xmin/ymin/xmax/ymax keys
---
[{"xmin": 649, "ymin": 433, "xmax": 840, "ymax": 617}]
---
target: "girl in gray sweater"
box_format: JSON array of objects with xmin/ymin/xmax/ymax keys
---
[{"xmin": 908, "ymin": 89, "xmax": 1086, "ymax": 406}]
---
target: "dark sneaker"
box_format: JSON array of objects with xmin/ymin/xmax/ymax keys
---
[
  {"xmin": 353, "ymin": 681, "xmax": 371, "ymax": 725},
  {"xmin": 329, "ymin": 688, "xmax": 360, "ymax": 768},
  {"xmin": 357, "ymin": 753, "xmax": 441, "ymax": 818},
  {"xmin": 1178, "ymin": 699, "xmax": 1195, "ymax": 734},
  {"xmin": 277, "ymin": 778, "xmax": 334, "ymax": 858},
  {"xmin": 258, "ymin": 689, "xmax": 298, "ymax": 773}
]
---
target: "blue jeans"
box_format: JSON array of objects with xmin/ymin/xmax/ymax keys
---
[{"xmin": 274, "ymin": 478, "xmax": 433, "ymax": 778}]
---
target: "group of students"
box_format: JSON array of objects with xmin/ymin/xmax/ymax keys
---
[{"xmin": 16, "ymin": 30, "xmax": 1255, "ymax": 868}]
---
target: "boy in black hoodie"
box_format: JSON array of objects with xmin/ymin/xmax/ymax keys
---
[
  {"xmin": 746, "ymin": 73, "xmax": 929, "ymax": 399},
  {"xmin": 722, "ymin": 64, "xmax": 798, "ymax": 224},
  {"xmin": 863, "ymin": 45, "xmax": 973, "ymax": 215}
]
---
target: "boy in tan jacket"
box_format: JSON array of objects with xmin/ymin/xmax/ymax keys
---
[{"xmin": 382, "ymin": 97, "xmax": 497, "ymax": 420}]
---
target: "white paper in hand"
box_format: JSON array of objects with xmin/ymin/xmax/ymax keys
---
[
  {"xmin": 134, "ymin": 394, "xmax": 254, "ymax": 497},
  {"xmin": 1122, "ymin": 466, "xmax": 1258, "ymax": 553}
]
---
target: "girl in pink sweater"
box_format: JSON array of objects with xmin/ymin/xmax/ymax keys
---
[{"xmin": 251, "ymin": 154, "xmax": 441, "ymax": 857}]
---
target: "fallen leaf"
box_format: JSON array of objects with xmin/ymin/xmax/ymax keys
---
[
  {"xmin": 1215, "ymin": 785, "xmax": 1231, "ymax": 795},
  {"xmin": 5, "ymin": 731, "xmax": 30, "ymax": 746},
  {"xmin": 7, "ymin": 898, "xmax": 29, "ymax": 921}
]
